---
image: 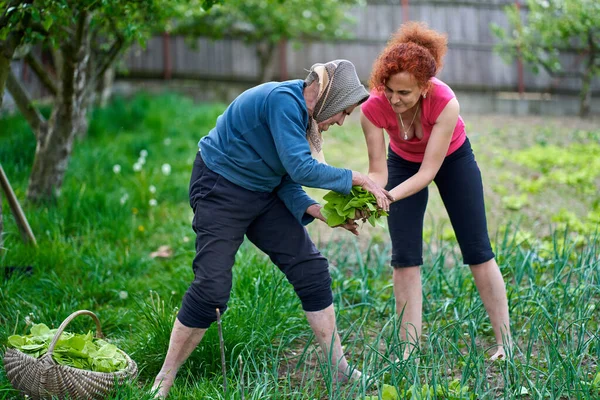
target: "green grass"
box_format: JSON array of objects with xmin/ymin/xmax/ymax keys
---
[{"xmin": 1, "ymin": 93, "xmax": 599, "ymax": 399}]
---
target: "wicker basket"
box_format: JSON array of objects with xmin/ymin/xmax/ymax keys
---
[{"xmin": 3, "ymin": 310, "xmax": 138, "ymax": 399}]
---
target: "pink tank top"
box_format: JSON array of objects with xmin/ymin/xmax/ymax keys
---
[{"xmin": 361, "ymin": 77, "xmax": 466, "ymax": 163}]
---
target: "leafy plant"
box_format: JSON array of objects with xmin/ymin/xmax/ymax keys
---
[
  {"xmin": 502, "ymin": 194, "xmax": 529, "ymax": 211},
  {"xmin": 364, "ymin": 380, "xmax": 474, "ymax": 400},
  {"xmin": 8, "ymin": 323, "xmax": 128, "ymax": 373},
  {"xmin": 321, "ymin": 186, "xmax": 388, "ymax": 227}
]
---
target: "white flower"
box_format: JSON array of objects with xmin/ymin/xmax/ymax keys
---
[
  {"xmin": 133, "ymin": 162, "xmax": 142, "ymax": 172},
  {"xmin": 149, "ymin": 185, "xmax": 157, "ymax": 193},
  {"xmin": 149, "ymin": 199, "xmax": 158, "ymax": 206},
  {"xmin": 302, "ymin": 10, "xmax": 312, "ymax": 18},
  {"xmin": 183, "ymin": 236, "xmax": 190, "ymax": 243},
  {"xmin": 140, "ymin": 149, "xmax": 148, "ymax": 158},
  {"xmin": 113, "ymin": 164, "xmax": 121, "ymax": 174},
  {"xmin": 161, "ymin": 163, "xmax": 172, "ymax": 175},
  {"xmin": 119, "ymin": 291, "xmax": 128, "ymax": 299},
  {"xmin": 137, "ymin": 157, "xmax": 146, "ymax": 165},
  {"xmin": 120, "ymin": 193, "xmax": 129, "ymax": 205},
  {"xmin": 163, "ymin": 138, "xmax": 172, "ymax": 146}
]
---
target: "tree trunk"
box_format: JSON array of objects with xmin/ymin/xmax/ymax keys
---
[
  {"xmin": 96, "ymin": 66, "xmax": 114, "ymax": 107},
  {"xmin": 0, "ymin": 33, "xmax": 23, "ymax": 110},
  {"xmin": 27, "ymin": 13, "xmax": 92, "ymax": 202},
  {"xmin": 579, "ymin": 34, "xmax": 596, "ymax": 118},
  {"xmin": 579, "ymin": 71, "xmax": 592, "ymax": 118},
  {"xmin": 0, "ymin": 53, "xmax": 9, "ymax": 110},
  {"xmin": 256, "ymin": 41, "xmax": 276, "ymax": 83}
]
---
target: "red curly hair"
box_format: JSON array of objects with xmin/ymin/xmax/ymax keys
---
[{"xmin": 369, "ymin": 22, "xmax": 448, "ymax": 93}]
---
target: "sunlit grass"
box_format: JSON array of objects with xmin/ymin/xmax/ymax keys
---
[{"xmin": 0, "ymin": 94, "xmax": 598, "ymax": 399}]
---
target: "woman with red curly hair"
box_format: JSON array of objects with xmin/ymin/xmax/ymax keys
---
[{"xmin": 361, "ymin": 22, "xmax": 511, "ymax": 361}]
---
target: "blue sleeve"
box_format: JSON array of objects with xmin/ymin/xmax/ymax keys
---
[
  {"xmin": 265, "ymin": 89, "xmax": 353, "ymax": 194},
  {"xmin": 277, "ymin": 175, "xmax": 318, "ymax": 225}
]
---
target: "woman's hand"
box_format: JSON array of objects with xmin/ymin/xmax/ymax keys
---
[
  {"xmin": 306, "ymin": 204, "xmax": 326, "ymax": 222},
  {"xmin": 352, "ymin": 171, "xmax": 394, "ymax": 211},
  {"xmin": 306, "ymin": 204, "xmax": 360, "ymax": 235},
  {"xmin": 337, "ymin": 219, "xmax": 360, "ymax": 236}
]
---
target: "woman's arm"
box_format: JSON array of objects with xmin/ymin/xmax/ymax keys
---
[
  {"xmin": 388, "ymin": 98, "xmax": 460, "ymax": 202},
  {"xmin": 360, "ymin": 112, "xmax": 388, "ymax": 188}
]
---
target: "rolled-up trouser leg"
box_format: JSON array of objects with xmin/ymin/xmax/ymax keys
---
[{"xmin": 246, "ymin": 196, "xmax": 333, "ymax": 312}]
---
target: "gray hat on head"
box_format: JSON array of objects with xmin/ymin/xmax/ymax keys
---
[{"xmin": 305, "ymin": 60, "xmax": 370, "ymax": 123}]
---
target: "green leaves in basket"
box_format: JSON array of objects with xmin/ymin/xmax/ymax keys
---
[
  {"xmin": 7, "ymin": 323, "xmax": 128, "ymax": 373},
  {"xmin": 321, "ymin": 186, "xmax": 388, "ymax": 227}
]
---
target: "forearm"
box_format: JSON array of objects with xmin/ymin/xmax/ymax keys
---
[
  {"xmin": 292, "ymin": 164, "xmax": 353, "ymax": 194},
  {"xmin": 351, "ymin": 171, "xmax": 368, "ymax": 186},
  {"xmin": 368, "ymin": 171, "xmax": 388, "ymax": 189},
  {"xmin": 389, "ymin": 171, "xmax": 433, "ymax": 202}
]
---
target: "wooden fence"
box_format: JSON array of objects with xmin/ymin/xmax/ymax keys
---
[
  {"xmin": 3, "ymin": 0, "xmax": 598, "ymax": 111},
  {"xmin": 121, "ymin": 0, "xmax": 598, "ymax": 94}
]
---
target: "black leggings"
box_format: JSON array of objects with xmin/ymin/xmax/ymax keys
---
[{"xmin": 386, "ymin": 138, "xmax": 495, "ymax": 267}]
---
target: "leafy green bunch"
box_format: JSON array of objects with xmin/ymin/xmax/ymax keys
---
[
  {"xmin": 321, "ymin": 186, "xmax": 388, "ymax": 227},
  {"xmin": 8, "ymin": 324, "xmax": 128, "ymax": 373},
  {"xmin": 365, "ymin": 380, "xmax": 474, "ymax": 400}
]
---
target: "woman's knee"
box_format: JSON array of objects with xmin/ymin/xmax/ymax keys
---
[
  {"xmin": 286, "ymin": 258, "xmax": 333, "ymax": 312},
  {"xmin": 177, "ymin": 285, "xmax": 231, "ymax": 329}
]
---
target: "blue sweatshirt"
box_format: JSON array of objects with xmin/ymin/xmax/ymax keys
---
[{"xmin": 199, "ymin": 80, "xmax": 353, "ymax": 224}]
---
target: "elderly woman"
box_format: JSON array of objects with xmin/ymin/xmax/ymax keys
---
[
  {"xmin": 152, "ymin": 59, "xmax": 392, "ymax": 397},
  {"xmin": 360, "ymin": 23, "xmax": 512, "ymax": 361}
]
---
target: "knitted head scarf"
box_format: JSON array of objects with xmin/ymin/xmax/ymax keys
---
[{"xmin": 304, "ymin": 60, "xmax": 369, "ymax": 163}]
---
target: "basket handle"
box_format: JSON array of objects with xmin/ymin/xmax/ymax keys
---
[{"xmin": 46, "ymin": 310, "xmax": 104, "ymax": 356}]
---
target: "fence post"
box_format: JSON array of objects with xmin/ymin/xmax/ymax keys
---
[
  {"xmin": 515, "ymin": 0, "xmax": 525, "ymax": 96},
  {"xmin": 279, "ymin": 39, "xmax": 288, "ymax": 81},
  {"xmin": 163, "ymin": 32, "xmax": 172, "ymax": 80},
  {"xmin": 402, "ymin": 0, "xmax": 410, "ymax": 23}
]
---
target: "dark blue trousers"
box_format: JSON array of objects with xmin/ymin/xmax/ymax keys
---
[
  {"xmin": 177, "ymin": 152, "xmax": 333, "ymax": 328},
  {"xmin": 386, "ymin": 138, "xmax": 495, "ymax": 267}
]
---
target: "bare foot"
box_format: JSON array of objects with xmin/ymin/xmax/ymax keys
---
[
  {"xmin": 335, "ymin": 367, "xmax": 362, "ymax": 384},
  {"xmin": 402, "ymin": 348, "xmax": 420, "ymax": 363},
  {"xmin": 151, "ymin": 375, "xmax": 173, "ymax": 399},
  {"xmin": 490, "ymin": 346, "xmax": 508, "ymax": 361}
]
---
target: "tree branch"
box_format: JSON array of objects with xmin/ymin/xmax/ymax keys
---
[
  {"xmin": 92, "ymin": 18, "xmax": 126, "ymax": 82},
  {"xmin": 25, "ymin": 51, "xmax": 57, "ymax": 96},
  {"xmin": 6, "ymin": 68, "xmax": 46, "ymax": 135},
  {"xmin": 534, "ymin": 56, "xmax": 579, "ymax": 79},
  {"xmin": 94, "ymin": 36, "xmax": 123, "ymax": 80},
  {"xmin": 60, "ymin": 25, "xmax": 75, "ymax": 37},
  {"xmin": 73, "ymin": 9, "xmax": 90, "ymax": 61},
  {"xmin": 84, "ymin": 35, "xmax": 124, "ymax": 99},
  {"xmin": 50, "ymin": 47, "xmax": 63, "ymax": 78}
]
